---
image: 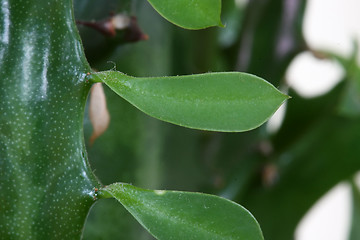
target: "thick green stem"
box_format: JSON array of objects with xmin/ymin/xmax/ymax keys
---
[{"xmin": 0, "ymin": 0, "xmax": 100, "ymax": 239}]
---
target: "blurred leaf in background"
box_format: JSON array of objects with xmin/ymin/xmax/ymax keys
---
[{"xmin": 350, "ymin": 180, "xmax": 360, "ymax": 240}]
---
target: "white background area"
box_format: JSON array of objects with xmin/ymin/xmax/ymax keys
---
[{"xmin": 282, "ymin": 0, "xmax": 360, "ymax": 239}]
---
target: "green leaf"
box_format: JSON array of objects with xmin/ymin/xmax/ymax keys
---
[
  {"xmin": 92, "ymin": 71, "xmax": 288, "ymax": 132},
  {"xmin": 350, "ymin": 180, "xmax": 360, "ymax": 240},
  {"xmin": 101, "ymin": 183, "xmax": 264, "ymax": 240},
  {"xmin": 146, "ymin": 0, "xmax": 223, "ymax": 29},
  {"xmin": 330, "ymin": 43, "xmax": 360, "ymax": 117}
]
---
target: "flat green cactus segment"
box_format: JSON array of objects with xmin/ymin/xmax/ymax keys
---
[{"xmin": 0, "ymin": 0, "xmax": 99, "ymax": 239}]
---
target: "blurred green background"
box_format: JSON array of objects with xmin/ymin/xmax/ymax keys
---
[{"xmin": 74, "ymin": 0, "xmax": 360, "ymax": 239}]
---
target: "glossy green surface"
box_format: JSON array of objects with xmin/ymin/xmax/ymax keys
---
[
  {"xmin": 94, "ymin": 71, "xmax": 288, "ymax": 132},
  {"xmin": 0, "ymin": 0, "xmax": 99, "ymax": 238},
  {"xmin": 147, "ymin": 0, "xmax": 223, "ymax": 29},
  {"xmin": 102, "ymin": 183, "xmax": 264, "ymax": 240}
]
